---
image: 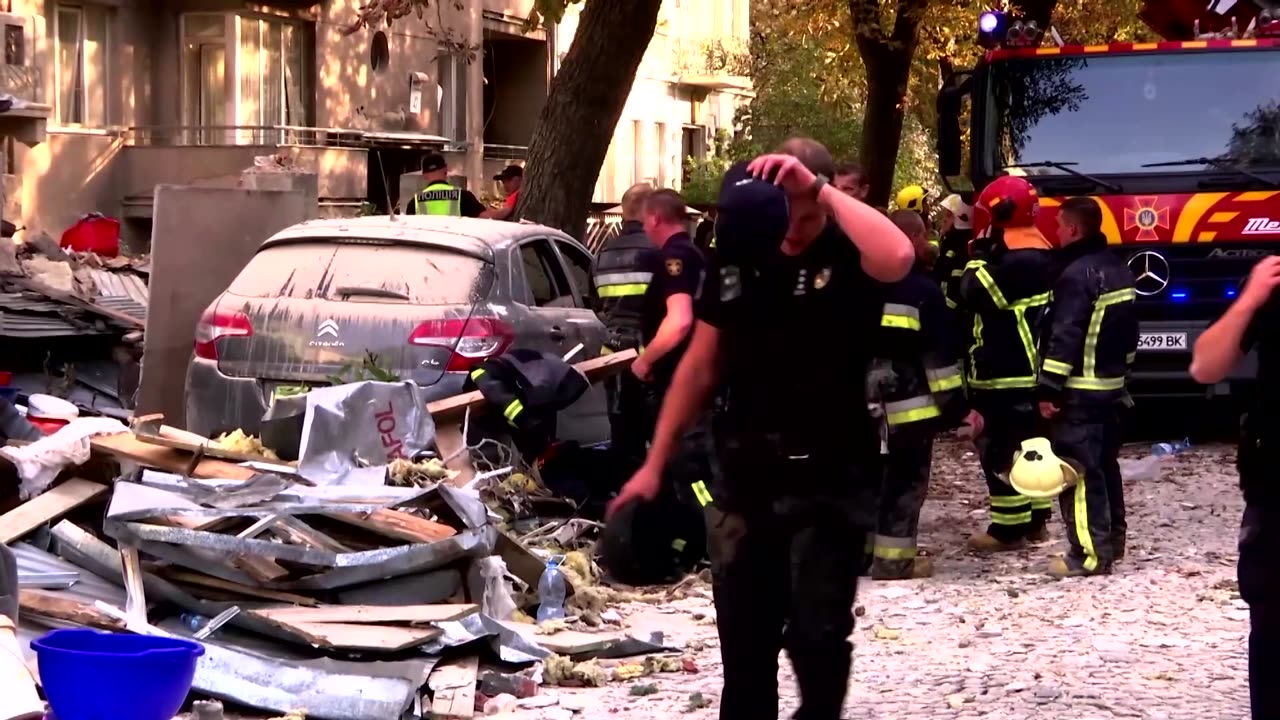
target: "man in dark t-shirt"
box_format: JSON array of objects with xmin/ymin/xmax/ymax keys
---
[
  {"xmin": 1190, "ymin": 255, "xmax": 1280, "ymax": 719},
  {"xmin": 608, "ymin": 139, "xmax": 914, "ymax": 719}
]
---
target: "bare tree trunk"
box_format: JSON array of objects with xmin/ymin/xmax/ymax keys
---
[
  {"xmin": 850, "ymin": 0, "xmax": 928, "ymax": 209},
  {"xmin": 516, "ymin": 0, "xmax": 664, "ymax": 239}
]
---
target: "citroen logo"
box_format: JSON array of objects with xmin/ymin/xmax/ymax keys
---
[
  {"xmin": 317, "ymin": 319, "xmax": 339, "ymax": 338},
  {"xmin": 1128, "ymin": 251, "xmax": 1170, "ymax": 296}
]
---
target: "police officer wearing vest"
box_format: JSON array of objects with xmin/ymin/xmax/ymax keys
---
[
  {"xmin": 957, "ymin": 175, "xmax": 1058, "ymax": 552},
  {"xmin": 609, "ymin": 138, "xmax": 914, "ymax": 719},
  {"xmin": 1191, "ymin": 254, "xmax": 1280, "ymax": 718},
  {"xmin": 592, "ymin": 183, "xmax": 657, "ymax": 468},
  {"xmin": 1037, "ymin": 197, "xmax": 1137, "ymax": 578},
  {"xmin": 405, "ymin": 153, "xmax": 484, "ymax": 217}
]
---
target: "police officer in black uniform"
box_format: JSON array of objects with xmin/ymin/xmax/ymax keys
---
[
  {"xmin": 1190, "ymin": 254, "xmax": 1280, "ymax": 719},
  {"xmin": 609, "ymin": 138, "xmax": 914, "ymax": 720},
  {"xmin": 592, "ymin": 183, "xmax": 657, "ymax": 469}
]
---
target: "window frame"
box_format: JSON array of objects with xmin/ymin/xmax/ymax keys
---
[
  {"xmin": 52, "ymin": 3, "xmax": 110, "ymax": 128},
  {"xmin": 436, "ymin": 52, "xmax": 467, "ymax": 143},
  {"xmin": 515, "ymin": 237, "xmax": 573, "ymax": 308},
  {"xmin": 552, "ymin": 239, "xmax": 594, "ymax": 309}
]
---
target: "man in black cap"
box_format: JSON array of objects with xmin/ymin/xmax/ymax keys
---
[
  {"xmin": 482, "ymin": 164, "xmax": 524, "ymax": 221},
  {"xmin": 404, "ymin": 153, "xmax": 484, "ymax": 217},
  {"xmin": 608, "ymin": 137, "xmax": 913, "ymax": 719}
]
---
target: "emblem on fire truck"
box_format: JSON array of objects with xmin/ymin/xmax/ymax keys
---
[
  {"xmin": 1124, "ymin": 197, "xmax": 1170, "ymax": 242},
  {"xmin": 1127, "ymin": 251, "xmax": 1170, "ymax": 297}
]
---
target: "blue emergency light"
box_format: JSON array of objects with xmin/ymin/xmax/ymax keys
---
[
  {"xmin": 978, "ymin": 10, "xmax": 1007, "ymax": 48},
  {"xmin": 1170, "ymin": 288, "xmax": 1190, "ymax": 302}
]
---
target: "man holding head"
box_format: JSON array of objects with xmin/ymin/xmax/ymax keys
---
[{"xmin": 609, "ymin": 137, "xmax": 913, "ymax": 719}]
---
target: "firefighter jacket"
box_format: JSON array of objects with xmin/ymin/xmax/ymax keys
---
[
  {"xmin": 956, "ymin": 228, "xmax": 1056, "ymax": 401},
  {"xmin": 1038, "ymin": 231, "xmax": 1138, "ymax": 407},
  {"xmin": 590, "ymin": 220, "xmax": 651, "ymax": 348},
  {"xmin": 868, "ymin": 267, "xmax": 968, "ymax": 435},
  {"xmin": 934, "ymin": 227, "xmax": 971, "ymax": 310},
  {"xmin": 466, "ymin": 349, "xmax": 590, "ymax": 458}
]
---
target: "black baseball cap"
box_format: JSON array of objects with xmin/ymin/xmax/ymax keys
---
[
  {"xmin": 421, "ymin": 153, "xmax": 447, "ymax": 173},
  {"xmin": 493, "ymin": 165, "xmax": 524, "ymax": 181},
  {"xmin": 714, "ymin": 160, "xmax": 789, "ymax": 266}
]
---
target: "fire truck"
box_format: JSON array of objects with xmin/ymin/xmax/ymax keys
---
[{"xmin": 937, "ymin": 0, "xmax": 1280, "ymax": 401}]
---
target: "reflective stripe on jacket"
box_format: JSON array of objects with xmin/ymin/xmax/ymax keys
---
[
  {"xmin": 956, "ymin": 233, "xmax": 1056, "ymax": 399},
  {"xmin": 1038, "ymin": 232, "xmax": 1139, "ymax": 406},
  {"xmin": 414, "ymin": 181, "xmax": 462, "ymax": 215},
  {"xmin": 590, "ymin": 221, "xmax": 651, "ymax": 342}
]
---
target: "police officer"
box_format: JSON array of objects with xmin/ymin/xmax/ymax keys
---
[
  {"xmin": 956, "ymin": 175, "xmax": 1057, "ymax": 552},
  {"xmin": 1190, "ymin": 253, "xmax": 1280, "ymax": 718},
  {"xmin": 868, "ymin": 210, "xmax": 969, "ymax": 580},
  {"xmin": 591, "ymin": 183, "xmax": 656, "ymax": 468},
  {"xmin": 1036, "ymin": 197, "xmax": 1137, "ymax": 577},
  {"xmin": 404, "ymin": 153, "xmax": 484, "ymax": 217},
  {"xmin": 598, "ymin": 188, "xmax": 712, "ymax": 585},
  {"xmin": 610, "ymin": 138, "xmax": 914, "ymax": 719}
]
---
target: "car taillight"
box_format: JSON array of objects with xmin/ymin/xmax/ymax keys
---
[
  {"xmin": 408, "ymin": 317, "xmax": 514, "ymax": 372},
  {"xmin": 193, "ymin": 308, "xmax": 253, "ymax": 361}
]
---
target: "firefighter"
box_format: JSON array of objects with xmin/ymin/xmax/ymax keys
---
[
  {"xmin": 1036, "ymin": 197, "xmax": 1137, "ymax": 577},
  {"xmin": 868, "ymin": 210, "xmax": 969, "ymax": 580},
  {"xmin": 934, "ymin": 192, "xmax": 974, "ymax": 309},
  {"xmin": 591, "ymin": 183, "xmax": 656, "ymax": 469},
  {"xmin": 609, "ymin": 139, "xmax": 914, "ymax": 719},
  {"xmin": 897, "ymin": 185, "xmax": 940, "ymax": 265},
  {"xmin": 404, "ymin": 153, "xmax": 484, "ymax": 217},
  {"xmin": 1190, "ymin": 254, "xmax": 1280, "ymax": 719},
  {"xmin": 598, "ymin": 188, "xmax": 713, "ymax": 585},
  {"xmin": 956, "ymin": 175, "xmax": 1058, "ymax": 552}
]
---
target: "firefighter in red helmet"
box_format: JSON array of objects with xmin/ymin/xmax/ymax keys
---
[{"xmin": 955, "ymin": 175, "xmax": 1060, "ymax": 552}]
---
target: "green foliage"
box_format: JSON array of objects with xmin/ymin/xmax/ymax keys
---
[
  {"xmin": 681, "ymin": 129, "xmax": 734, "ymax": 206},
  {"xmin": 328, "ymin": 351, "xmax": 402, "ymax": 385}
]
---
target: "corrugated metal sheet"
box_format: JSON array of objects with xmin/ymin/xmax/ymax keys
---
[
  {"xmin": 0, "ymin": 310, "xmax": 98, "ymax": 337},
  {"xmin": 86, "ymin": 269, "xmax": 148, "ymax": 323},
  {"xmin": 12, "ymin": 542, "xmax": 127, "ymax": 606}
]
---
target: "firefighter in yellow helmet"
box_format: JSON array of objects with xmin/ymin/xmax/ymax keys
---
[{"xmin": 896, "ymin": 185, "xmax": 940, "ymax": 268}]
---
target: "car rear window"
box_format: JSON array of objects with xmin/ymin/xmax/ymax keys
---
[{"xmin": 226, "ymin": 241, "xmax": 493, "ymax": 304}]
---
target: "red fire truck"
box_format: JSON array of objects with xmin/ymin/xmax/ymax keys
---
[{"xmin": 938, "ymin": 0, "xmax": 1280, "ymax": 400}]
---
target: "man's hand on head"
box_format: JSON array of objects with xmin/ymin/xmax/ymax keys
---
[{"xmin": 748, "ymin": 154, "xmax": 818, "ymax": 196}]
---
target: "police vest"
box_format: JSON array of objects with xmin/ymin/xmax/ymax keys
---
[
  {"xmin": 591, "ymin": 228, "xmax": 652, "ymax": 340},
  {"xmin": 414, "ymin": 182, "xmax": 462, "ymax": 216}
]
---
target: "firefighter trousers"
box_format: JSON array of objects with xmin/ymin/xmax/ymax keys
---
[
  {"xmin": 974, "ymin": 402, "xmax": 1054, "ymax": 542},
  {"xmin": 1051, "ymin": 407, "xmax": 1125, "ymax": 573},
  {"xmin": 1238, "ymin": 501, "xmax": 1280, "ymax": 719},
  {"xmin": 872, "ymin": 432, "xmax": 933, "ymax": 579},
  {"xmin": 606, "ymin": 371, "xmax": 655, "ymax": 473},
  {"xmin": 708, "ymin": 448, "xmax": 873, "ymax": 720}
]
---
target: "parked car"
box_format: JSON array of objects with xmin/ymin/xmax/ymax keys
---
[{"xmin": 185, "ymin": 215, "xmax": 610, "ymax": 446}]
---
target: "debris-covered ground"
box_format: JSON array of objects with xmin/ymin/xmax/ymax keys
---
[{"xmin": 501, "ymin": 439, "xmax": 1251, "ymax": 720}]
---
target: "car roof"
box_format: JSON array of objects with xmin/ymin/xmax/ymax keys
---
[{"xmin": 260, "ymin": 215, "xmax": 577, "ymax": 262}]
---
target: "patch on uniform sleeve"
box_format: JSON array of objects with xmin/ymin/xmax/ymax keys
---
[
  {"xmin": 720, "ymin": 265, "xmax": 742, "ymax": 301},
  {"xmin": 813, "ymin": 266, "xmax": 832, "ymax": 290},
  {"xmin": 666, "ymin": 258, "xmax": 684, "ymax": 277}
]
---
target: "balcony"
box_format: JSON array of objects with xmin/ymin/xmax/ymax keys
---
[
  {"xmin": 0, "ymin": 65, "xmax": 49, "ymax": 146},
  {"xmin": 670, "ymin": 37, "xmax": 752, "ymax": 92}
]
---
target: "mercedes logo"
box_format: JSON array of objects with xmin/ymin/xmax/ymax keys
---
[{"xmin": 1128, "ymin": 251, "xmax": 1170, "ymax": 296}]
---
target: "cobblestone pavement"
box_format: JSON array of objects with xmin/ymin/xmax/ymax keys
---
[{"xmin": 505, "ymin": 440, "xmax": 1250, "ymax": 720}]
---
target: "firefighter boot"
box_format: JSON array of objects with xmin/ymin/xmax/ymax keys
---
[
  {"xmin": 1112, "ymin": 533, "xmax": 1127, "ymax": 562},
  {"xmin": 870, "ymin": 556, "xmax": 934, "ymax": 581},
  {"xmin": 1026, "ymin": 524, "xmax": 1052, "ymax": 543},
  {"xmin": 967, "ymin": 533, "xmax": 1025, "ymax": 553},
  {"xmin": 1047, "ymin": 555, "xmax": 1111, "ymax": 579}
]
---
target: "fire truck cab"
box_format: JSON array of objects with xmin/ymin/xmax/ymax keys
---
[{"xmin": 938, "ymin": 0, "xmax": 1280, "ymax": 400}]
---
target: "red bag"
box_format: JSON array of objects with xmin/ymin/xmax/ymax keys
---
[{"xmin": 60, "ymin": 213, "xmax": 120, "ymax": 257}]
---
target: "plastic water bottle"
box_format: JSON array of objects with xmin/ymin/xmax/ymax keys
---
[
  {"xmin": 535, "ymin": 556, "xmax": 567, "ymax": 624},
  {"xmin": 181, "ymin": 613, "xmax": 209, "ymax": 632},
  {"xmin": 1151, "ymin": 438, "xmax": 1191, "ymax": 457}
]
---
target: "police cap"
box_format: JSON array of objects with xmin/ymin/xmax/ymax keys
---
[{"xmin": 714, "ymin": 160, "xmax": 789, "ymax": 266}]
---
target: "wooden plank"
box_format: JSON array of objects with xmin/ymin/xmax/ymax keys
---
[
  {"xmin": 425, "ymin": 350, "xmax": 637, "ymax": 422},
  {"xmin": 499, "ymin": 621, "xmax": 623, "ymax": 656},
  {"xmin": 234, "ymin": 554, "xmax": 290, "ymax": 583},
  {"xmin": 91, "ymin": 433, "xmax": 258, "ymax": 480},
  {"xmin": 496, "ymin": 529, "xmax": 574, "ymax": 597},
  {"xmin": 428, "ymin": 655, "xmax": 479, "ymax": 719},
  {"xmin": 435, "ymin": 423, "xmax": 475, "ymax": 488},
  {"xmin": 326, "ymin": 508, "xmax": 457, "ymax": 545},
  {"xmin": 119, "ymin": 546, "xmax": 147, "ymax": 628},
  {"xmin": 131, "ymin": 419, "xmax": 286, "ymax": 466},
  {"xmin": 0, "ymin": 478, "xmax": 108, "ymax": 544},
  {"xmin": 250, "ymin": 603, "xmax": 477, "ymax": 625},
  {"xmin": 19, "ymin": 589, "xmax": 124, "ymax": 630},
  {"xmin": 287, "ymin": 622, "xmax": 442, "ymax": 652},
  {"xmin": 161, "ymin": 569, "xmax": 319, "ymax": 606},
  {"xmin": 272, "ymin": 516, "xmax": 351, "ymax": 553}
]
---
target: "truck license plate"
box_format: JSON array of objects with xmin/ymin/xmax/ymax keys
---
[{"xmin": 1138, "ymin": 332, "xmax": 1188, "ymax": 351}]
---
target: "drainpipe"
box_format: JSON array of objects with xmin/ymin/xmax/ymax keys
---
[{"xmin": 465, "ymin": 4, "xmax": 484, "ymax": 187}]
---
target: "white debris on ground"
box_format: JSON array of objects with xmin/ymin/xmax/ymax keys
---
[{"xmin": 502, "ymin": 439, "xmax": 1251, "ymax": 720}]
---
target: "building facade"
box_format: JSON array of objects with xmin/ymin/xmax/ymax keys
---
[{"xmin": 0, "ymin": 0, "xmax": 748, "ymax": 245}]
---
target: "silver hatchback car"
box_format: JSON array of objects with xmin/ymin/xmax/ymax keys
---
[{"xmin": 185, "ymin": 215, "xmax": 610, "ymax": 445}]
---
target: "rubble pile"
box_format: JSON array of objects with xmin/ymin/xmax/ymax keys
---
[{"xmin": 0, "ymin": 348, "xmax": 695, "ymax": 720}]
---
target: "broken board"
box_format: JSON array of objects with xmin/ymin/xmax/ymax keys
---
[
  {"xmin": 161, "ymin": 569, "xmax": 318, "ymax": 606},
  {"xmin": 19, "ymin": 589, "xmax": 124, "ymax": 630},
  {"xmin": 130, "ymin": 414, "xmax": 287, "ymax": 466},
  {"xmin": 499, "ymin": 621, "xmax": 626, "ymax": 656},
  {"xmin": 91, "ymin": 433, "xmax": 258, "ymax": 481},
  {"xmin": 285, "ymin": 622, "xmax": 442, "ymax": 652},
  {"xmin": 249, "ymin": 603, "xmax": 477, "ymax": 625},
  {"xmin": 0, "ymin": 478, "xmax": 108, "ymax": 543},
  {"xmin": 325, "ymin": 508, "xmax": 457, "ymax": 545},
  {"xmin": 428, "ymin": 655, "xmax": 479, "ymax": 719}
]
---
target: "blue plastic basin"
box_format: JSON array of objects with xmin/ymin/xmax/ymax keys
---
[
  {"xmin": 32, "ymin": 629, "xmax": 205, "ymax": 720},
  {"xmin": 0, "ymin": 387, "xmax": 18, "ymax": 404}
]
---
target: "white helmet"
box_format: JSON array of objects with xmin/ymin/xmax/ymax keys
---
[{"xmin": 939, "ymin": 193, "xmax": 973, "ymax": 230}]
